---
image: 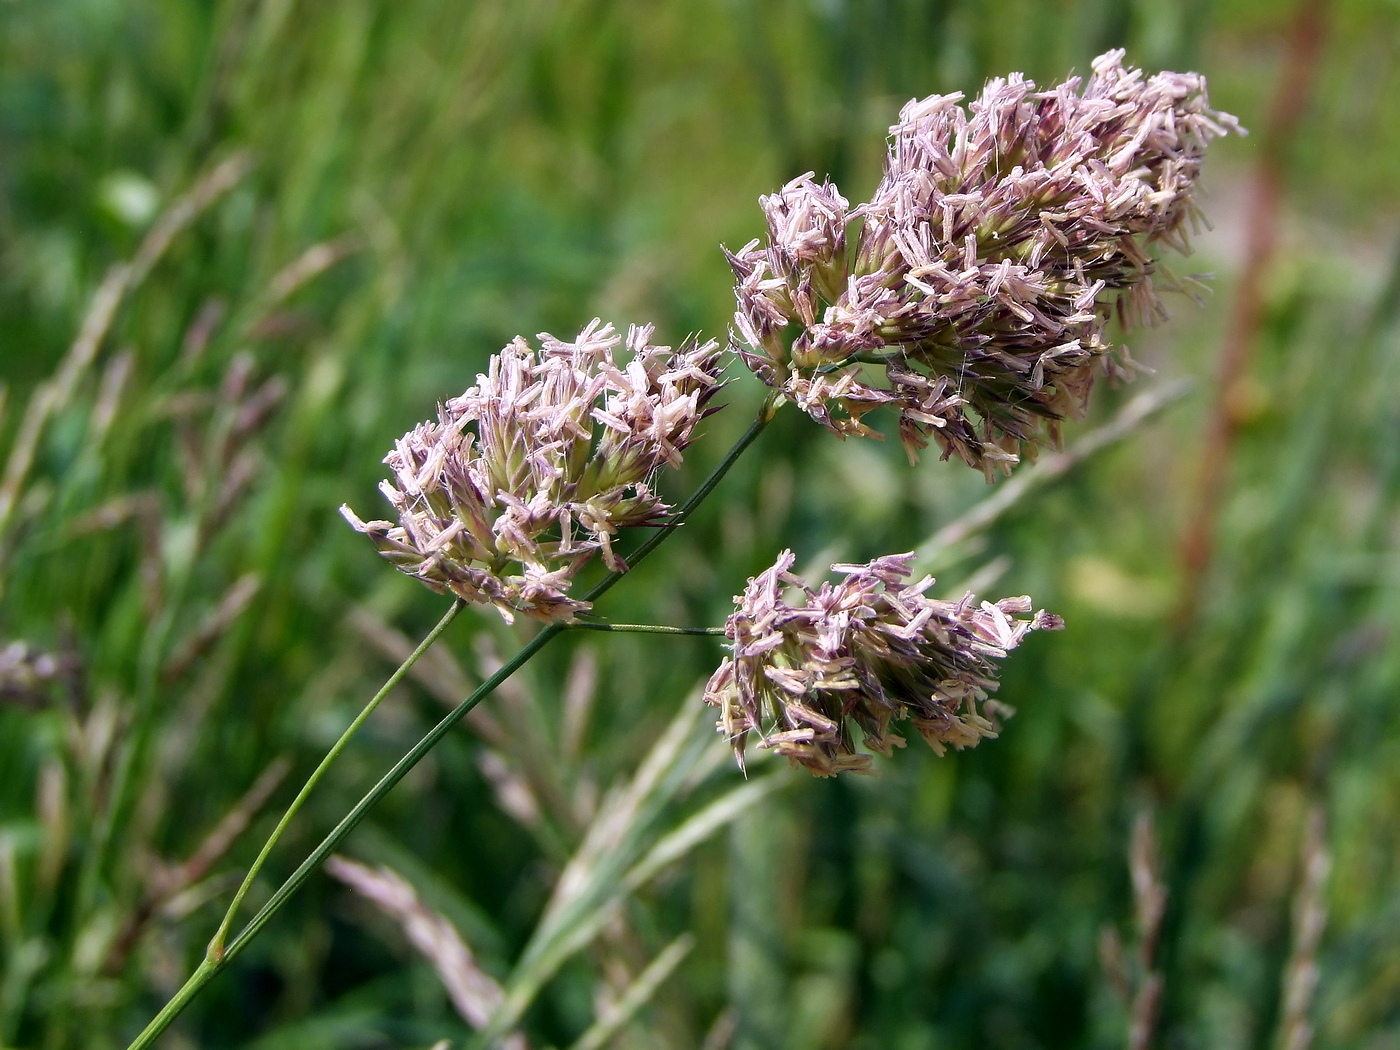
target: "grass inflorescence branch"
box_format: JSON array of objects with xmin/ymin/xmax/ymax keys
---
[
  {"xmin": 124, "ymin": 403, "xmax": 774, "ymax": 1049},
  {"xmin": 126, "ymin": 42, "xmax": 1237, "ymax": 1047}
]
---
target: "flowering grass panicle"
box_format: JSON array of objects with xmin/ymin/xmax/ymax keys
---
[
  {"xmin": 704, "ymin": 550, "xmax": 1062, "ymax": 776},
  {"xmin": 728, "ymin": 50, "xmax": 1238, "ymax": 476},
  {"xmin": 725, "ymin": 175, "xmax": 896, "ymax": 440},
  {"xmin": 343, "ymin": 320, "xmax": 724, "ymax": 622}
]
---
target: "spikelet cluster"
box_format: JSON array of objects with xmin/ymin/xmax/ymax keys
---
[
  {"xmin": 343, "ymin": 321, "xmax": 724, "ymax": 623},
  {"xmin": 727, "ymin": 50, "xmax": 1238, "ymax": 476},
  {"xmin": 703, "ymin": 550, "xmax": 1062, "ymax": 776}
]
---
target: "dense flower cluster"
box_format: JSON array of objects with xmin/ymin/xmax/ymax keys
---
[
  {"xmin": 703, "ymin": 550, "xmax": 1062, "ymax": 776},
  {"xmin": 343, "ymin": 321, "xmax": 725, "ymax": 622},
  {"xmin": 727, "ymin": 50, "xmax": 1238, "ymax": 475}
]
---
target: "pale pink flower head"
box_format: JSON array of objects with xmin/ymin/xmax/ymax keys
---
[
  {"xmin": 343, "ymin": 321, "xmax": 725, "ymax": 622},
  {"xmin": 703, "ymin": 550, "xmax": 1062, "ymax": 776},
  {"xmin": 728, "ymin": 51, "xmax": 1239, "ymax": 476}
]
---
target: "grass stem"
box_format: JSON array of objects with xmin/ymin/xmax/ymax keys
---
[
  {"xmin": 125, "ymin": 400, "xmax": 774, "ymax": 1048},
  {"xmin": 568, "ymin": 622, "xmax": 724, "ymax": 636},
  {"xmin": 205, "ymin": 598, "xmax": 463, "ymax": 961}
]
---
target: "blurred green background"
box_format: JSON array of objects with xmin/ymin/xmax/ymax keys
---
[{"xmin": 3, "ymin": 1, "xmax": 1400, "ymax": 1048}]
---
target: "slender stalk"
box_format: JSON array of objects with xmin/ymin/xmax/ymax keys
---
[
  {"xmin": 569, "ymin": 622, "xmax": 724, "ymax": 636},
  {"xmin": 222, "ymin": 624, "xmax": 562, "ymax": 956},
  {"xmin": 205, "ymin": 599, "xmax": 463, "ymax": 960},
  {"xmin": 125, "ymin": 400, "xmax": 774, "ymax": 1049},
  {"xmin": 128, "ymin": 958, "xmax": 218, "ymax": 1050},
  {"xmin": 1174, "ymin": 0, "xmax": 1329, "ymax": 628},
  {"xmin": 582, "ymin": 399, "xmax": 776, "ymax": 595}
]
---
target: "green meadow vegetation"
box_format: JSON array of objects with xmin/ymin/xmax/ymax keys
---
[{"xmin": 3, "ymin": 1, "xmax": 1400, "ymax": 1047}]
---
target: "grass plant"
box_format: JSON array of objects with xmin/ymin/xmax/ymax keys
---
[{"xmin": 4, "ymin": 2, "xmax": 1400, "ymax": 1049}]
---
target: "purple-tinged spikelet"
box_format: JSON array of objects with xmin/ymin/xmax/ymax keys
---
[
  {"xmin": 343, "ymin": 320, "xmax": 725, "ymax": 623},
  {"xmin": 703, "ymin": 550, "xmax": 1062, "ymax": 776},
  {"xmin": 728, "ymin": 51, "xmax": 1239, "ymax": 476}
]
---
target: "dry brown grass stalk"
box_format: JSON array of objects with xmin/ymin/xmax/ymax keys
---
[
  {"xmin": 104, "ymin": 756, "xmax": 292, "ymax": 975},
  {"xmin": 1276, "ymin": 806, "xmax": 1331, "ymax": 1050},
  {"xmin": 916, "ymin": 380, "xmax": 1190, "ymax": 569},
  {"xmin": 1175, "ymin": 0, "xmax": 1331, "ymax": 624},
  {"xmin": 326, "ymin": 855, "xmax": 528, "ymax": 1048},
  {"xmin": 162, "ymin": 574, "xmax": 262, "ymax": 684},
  {"xmin": 1127, "ymin": 811, "xmax": 1168, "ymax": 1050},
  {"xmin": 0, "ymin": 153, "xmax": 253, "ymax": 542}
]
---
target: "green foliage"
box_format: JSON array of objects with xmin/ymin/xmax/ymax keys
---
[{"xmin": 3, "ymin": 1, "xmax": 1400, "ymax": 1047}]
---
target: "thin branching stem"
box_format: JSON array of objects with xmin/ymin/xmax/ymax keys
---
[
  {"xmin": 125, "ymin": 398, "xmax": 775, "ymax": 1050},
  {"xmin": 205, "ymin": 598, "xmax": 464, "ymax": 961},
  {"xmin": 569, "ymin": 622, "xmax": 725, "ymax": 636}
]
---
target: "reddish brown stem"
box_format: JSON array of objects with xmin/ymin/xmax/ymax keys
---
[{"xmin": 1175, "ymin": 0, "xmax": 1331, "ymax": 627}]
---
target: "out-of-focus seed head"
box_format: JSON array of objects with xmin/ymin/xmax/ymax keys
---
[
  {"xmin": 727, "ymin": 51, "xmax": 1239, "ymax": 477},
  {"xmin": 703, "ymin": 550, "xmax": 1062, "ymax": 776},
  {"xmin": 0, "ymin": 640, "xmax": 73, "ymax": 710},
  {"xmin": 343, "ymin": 320, "xmax": 725, "ymax": 623}
]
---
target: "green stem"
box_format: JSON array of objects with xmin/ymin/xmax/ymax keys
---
[
  {"xmin": 125, "ymin": 400, "xmax": 774, "ymax": 1049},
  {"xmin": 569, "ymin": 622, "xmax": 725, "ymax": 636},
  {"xmin": 125, "ymin": 958, "xmax": 216, "ymax": 1050},
  {"xmin": 222, "ymin": 621, "xmax": 564, "ymax": 961},
  {"xmin": 587, "ymin": 400, "xmax": 775, "ymax": 591},
  {"xmin": 205, "ymin": 599, "xmax": 463, "ymax": 961}
]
